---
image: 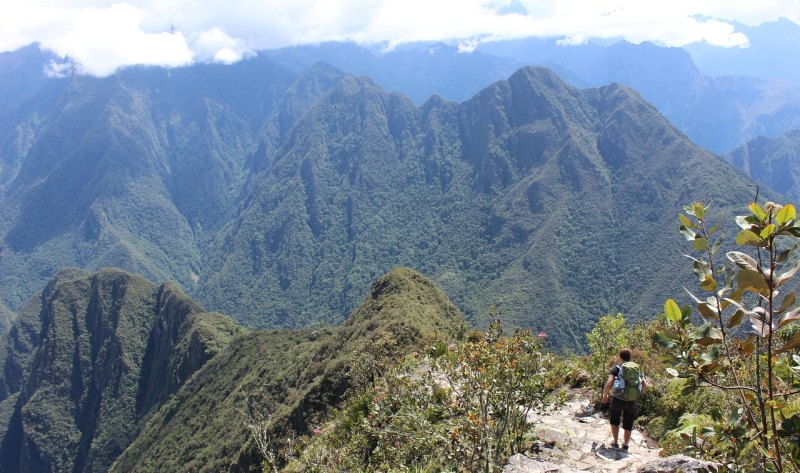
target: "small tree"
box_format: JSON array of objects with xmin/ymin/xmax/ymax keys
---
[
  {"xmin": 657, "ymin": 201, "xmax": 800, "ymax": 472},
  {"xmin": 586, "ymin": 313, "xmax": 630, "ymax": 371},
  {"xmin": 436, "ymin": 321, "xmax": 551, "ymax": 472}
]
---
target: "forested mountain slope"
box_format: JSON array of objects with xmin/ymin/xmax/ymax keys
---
[
  {"xmin": 0, "ymin": 268, "xmax": 242, "ymax": 473},
  {"xmin": 0, "ymin": 48, "xmax": 768, "ymax": 348},
  {"xmin": 199, "ymin": 66, "xmax": 761, "ymax": 346},
  {"xmin": 724, "ymin": 129, "xmax": 800, "ymax": 201},
  {"xmin": 0, "ymin": 54, "xmax": 300, "ymax": 310},
  {"xmin": 110, "ymin": 267, "xmax": 462, "ymax": 472}
]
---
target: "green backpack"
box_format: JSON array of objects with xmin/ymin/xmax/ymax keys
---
[{"xmin": 612, "ymin": 362, "xmax": 642, "ymax": 401}]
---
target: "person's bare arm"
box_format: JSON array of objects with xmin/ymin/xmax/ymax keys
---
[{"xmin": 602, "ymin": 374, "xmax": 614, "ymax": 403}]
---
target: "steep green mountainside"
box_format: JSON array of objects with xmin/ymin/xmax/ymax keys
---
[
  {"xmin": 110, "ymin": 267, "xmax": 463, "ymax": 473},
  {"xmin": 0, "ymin": 55, "xmax": 300, "ymax": 310},
  {"xmin": 723, "ymin": 129, "xmax": 800, "ymax": 200},
  {"xmin": 199, "ymin": 66, "xmax": 760, "ymax": 347},
  {"xmin": 0, "ymin": 45, "xmax": 69, "ymax": 190},
  {"xmin": 0, "ymin": 302, "xmax": 12, "ymax": 335},
  {"xmin": 0, "ymin": 47, "xmax": 772, "ymax": 349},
  {"xmin": 0, "ymin": 268, "xmax": 242, "ymax": 473}
]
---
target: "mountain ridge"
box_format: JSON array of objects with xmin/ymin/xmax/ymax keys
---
[
  {"xmin": 0, "ymin": 268, "xmax": 242, "ymax": 473},
  {"xmin": 0, "ymin": 53, "xmax": 773, "ymax": 348},
  {"xmin": 109, "ymin": 267, "xmax": 463, "ymax": 472}
]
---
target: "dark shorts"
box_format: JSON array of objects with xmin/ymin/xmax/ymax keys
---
[{"xmin": 609, "ymin": 397, "xmax": 639, "ymax": 431}]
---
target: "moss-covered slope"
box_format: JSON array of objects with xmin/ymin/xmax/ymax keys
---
[
  {"xmin": 0, "ymin": 268, "xmax": 242, "ymax": 473},
  {"xmin": 111, "ymin": 267, "xmax": 463, "ymax": 473}
]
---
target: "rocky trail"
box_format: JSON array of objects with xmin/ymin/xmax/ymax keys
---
[{"xmin": 504, "ymin": 394, "xmax": 720, "ymax": 473}]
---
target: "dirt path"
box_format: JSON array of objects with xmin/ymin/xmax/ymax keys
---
[{"xmin": 504, "ymin": 396, "xmax": 665, "ymax": 473}]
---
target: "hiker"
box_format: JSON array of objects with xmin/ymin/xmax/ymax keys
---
[{"xmin": 601, "ymin": 348, "xmax": 646, "ymax": 451}]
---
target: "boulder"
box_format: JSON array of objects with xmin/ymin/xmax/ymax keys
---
[{"xmin": 637, "ymin": 454, "xmax": 721, "ymax": 473}]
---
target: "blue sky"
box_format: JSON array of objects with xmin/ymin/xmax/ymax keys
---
[{"xmin": 2, "ymin": 0, "xmax": 799, "ymax": 76}]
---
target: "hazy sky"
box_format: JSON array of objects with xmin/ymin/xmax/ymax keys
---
[{"xmin": 2, "ymin": 0, "xmax": 799, "ymax": 76}]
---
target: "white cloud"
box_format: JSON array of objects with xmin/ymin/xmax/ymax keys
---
[
  {"xmin": 1, "ymin": 2, "xmax": 193, "ymax": 76},
  {"xmin": 1, "ymin": 0, "xmax": 798, "ymax": 76},
  {"xmin": 193, "ymin": 27, "xmax": 249, "ymax": 63}
]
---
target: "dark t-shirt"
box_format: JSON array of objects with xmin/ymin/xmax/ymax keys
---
[{"xmin": 609, "ymin": 365, "xmax": 620, "ymax": 376}]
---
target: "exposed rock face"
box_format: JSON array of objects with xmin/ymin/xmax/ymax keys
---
[
  {"xmin": 0, "ymin": 269, "xmax": 241, "ymax": 473},
  {"xmin": 637, "ymin": 455, "xmax": 721, "ymax": 473}
]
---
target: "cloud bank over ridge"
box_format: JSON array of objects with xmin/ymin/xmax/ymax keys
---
[{"xmin": 3, "ymin": 0, "xmax": 799, "ymax": 77}]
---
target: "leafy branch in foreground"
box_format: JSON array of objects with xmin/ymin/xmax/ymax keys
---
[{"xmin": 657, "ymin": 201, "xmax": 800, "ymax": 472}]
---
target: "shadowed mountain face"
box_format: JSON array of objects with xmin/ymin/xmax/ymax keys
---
[
  {"xmin": 0, "ymin": 268, "xmax": 242, "ymax": 473},
  {"xmin": 0, "ymin": 47, "xmax": 764, "ymax": 349},
  {"xmin": 724, "ymin": 129, "xmax": 800, "ymax": 200}
]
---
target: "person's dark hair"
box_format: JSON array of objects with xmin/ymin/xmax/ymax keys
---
[{"xmin": 619, "ymin": 348, "xmax": 631, "ymax": 362}]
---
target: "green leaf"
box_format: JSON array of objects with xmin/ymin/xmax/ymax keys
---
[
  {"xmin": 689, "ymin": 322, "xmax": 713, "ymax": 341},
  {"xmin": 736, "ymin": 230, "xmax": 762, "ymax": 246},
  {"xmin": 653, "ymin": 332, "xmax": 677, "ymax": 348},
  {"xmin": 693, "ymin": 261, "xmax": 710, "ymax": 282},
  {"xmin": 700, "ymin": 275, "xmax": 717, "ymax": 292},
  {"xmin": 708, "ymin": 222, "xmax": 721, "ymax": 236},
  {"xmin": 726, "ymin": 251, "xmax": 759, "ymax": 271},
  {"xmin": 680, "ymin": 226, "xmax": 697, "ymax": 241},
  {"xmin": 760, "ymin": 223, "xmax": 776, "ymax": 239},
  {"xmin": 749, "ymin": 310, "xmax": 769, "ymax": 338},
  {"xmin": 723, "ymin": 264, "xmax": 735, "ymax": 291},
  {"xmin": 701, "ymin": 347, "xmax": 721, "ymax": 363},
  {"xmin": 776, "ymin": 203, "xmax": 796, "ymax": 225},
  {"xmin": 736, "ymin": 215, "xmax": 753, "ymax": 230},
  {"xmin": 665, "ymin": 299, "xmax": 682, "ymax": 324},
  {"xmin": 787, "ymin": 226, "xmax": 800, "ymax": 238},
  {"xmin": 778, "ymin": 331, "xmax": 800, "ymax": 353},
  {"xmin": 679, "ymin": 213, "xmax": 697, "ymax": 229},
  {"xmin": 727, "ymin": 309, "xmax": 744, "ymax": 329},
  {"xmin": 693, "ymin": 238, "xmax": 709, "ymax": 251},
  {"xmin": 691, "ymin": 324, "xmax": 723, "ymax": 346},
  {"xmin": 776, "ymin": 261, "xmax": 800, "ymax": 287},
  {"xmin": 736, "ymin": 268, "xmax": 770, "ymax": 296},
  {"xmin": 777, "ymin": 292, "xmax": 796, "ymax": 314},
  {"xmin": 698, "ymin": 302, "xmax": 718, "ymax": 319},
  {"xmin": 776, "ymin": 244, "xmax": 796, "ymax": 263},
  {"xmin": 681, "ymin": 305, "xmax": 692, "ymax": 323},
  {"xmin": 779, "ymin": 306, "xmax": 800, "ymax": 329},
  {"xmin": 692, "ymin": 203, "xmax": 707, "ymax": 220},
  {"xmin": 750, "ymin": 202, "xmax": 767, "ymax": 221}
]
